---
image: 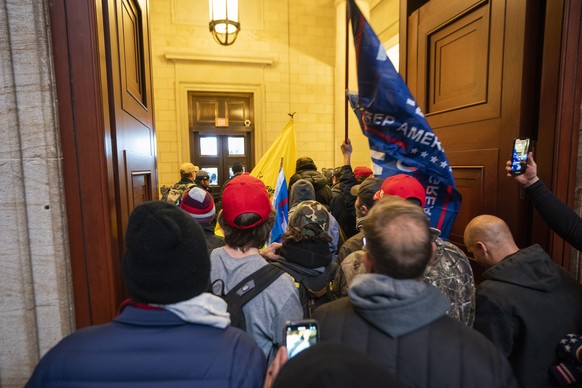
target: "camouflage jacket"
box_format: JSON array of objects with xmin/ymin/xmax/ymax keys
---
[
  {"xmin": 334, "ymin": 249, "xmax": 366, "ymax": 298},
  {"xmin": 424, "ymin": 229, "xmax": 475, "ymax": 326},
  {"xmin": 160, "ymin": 181, "xmax": 195, "ymax": 205},
  {"xmin": 333, "ymin": 228, "xmax": 476, "ymax": 326}
]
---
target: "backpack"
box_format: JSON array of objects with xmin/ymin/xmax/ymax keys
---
[
  {"xmin": 160, "ymin": 183, "xmax": 195, "ymax": 205},
  {"xmin": 270, "ymin": 260, "xmax": 338, "ymax": 318},
  {"xmin": 212, "ymin": 265, "xmax": 285, "ymax": 331}
]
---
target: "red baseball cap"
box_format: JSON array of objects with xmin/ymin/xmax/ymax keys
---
[
  {"xmin": 353, "ymin": 166, "xmax": 373, "ymax": 181},
  {"xmin": 373, "ymin": 174, "xmax": 426, "ymax": 207},
  {"xmin": 221, "ymin": 175, "xmax": 272, "ymax": 229}
]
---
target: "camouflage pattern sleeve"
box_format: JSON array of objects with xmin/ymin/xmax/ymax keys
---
[
  {"xmin": 423, "ymin": 234, "xmax": 476, "ymax": 326},
  {"xmin": 334, "ymin": 250, "xmax": 367, "ymax": 298}
]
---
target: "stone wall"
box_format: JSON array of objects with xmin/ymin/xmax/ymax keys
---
[{"xmin": 0, "ymin": 0, "xmax": 74, "ymax": 386}]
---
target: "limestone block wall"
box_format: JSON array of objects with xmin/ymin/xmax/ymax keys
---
[{"xmin": 0, "ymin": 0, "xmax": 74, "ymax": 386}]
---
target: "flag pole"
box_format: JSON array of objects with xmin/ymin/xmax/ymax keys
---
[{"xmin": 344, "ymin": 1, "xmax": 350, "ymax": 142}]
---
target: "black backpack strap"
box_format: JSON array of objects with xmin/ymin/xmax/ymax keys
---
[{"xmin": 225, "ymin": 264, "xmax": 285, "ymax": 307}]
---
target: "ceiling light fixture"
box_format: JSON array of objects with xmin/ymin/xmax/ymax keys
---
[{"xmin": 209, "ymin": 0, "xmax": 240, "ymax": 46}]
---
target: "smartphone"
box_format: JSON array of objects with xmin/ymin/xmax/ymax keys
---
[
  {"xmin": 509, "ymin": 137, "xmax": 531, "ymax": 175},
  {"xmin": 284, "ymin": 319, "xmax": 319, "ymax": 358}
]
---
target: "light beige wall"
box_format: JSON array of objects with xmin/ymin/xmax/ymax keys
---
[
  {"xmin": 151, "ymin": 0, "xmax": 387, "ymax": 189},
  {"xmin": 0, "ymin": 0, "xmax": 74, "ymax": 386},
  {"xmin": 371, "ymin": 0, "xmax": 399, "ymax": 43}
]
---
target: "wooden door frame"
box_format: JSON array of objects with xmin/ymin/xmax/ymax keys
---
[
  {"xmin": 400, "ymin": 0, "xmax": 582, "ymax": 267},
  {"xmin": 49, "ymin": 0, "xmax": 122, "ymax": 328},
  {"xmin": 538, "ymin": 0, "xmax": 582, "ymax": 268}
]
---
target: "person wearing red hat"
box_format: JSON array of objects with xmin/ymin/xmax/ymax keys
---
[
  {"xmin": 353, "ymin": 166, "xmax": 373, "ymax": 183},
  {"xmin": 337, "ymin": 173, "xmax": 476, "ymax": 326},
  {"xmin": 210, "ymin": 175, "xmax": 303, "ymax": 362}
]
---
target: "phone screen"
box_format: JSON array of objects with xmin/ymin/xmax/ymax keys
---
[
  {"xmin": 510, "ymin": 138, "xmax": 530, "ymax": 175},
  {"xmin": 285, "ymin": 320, "xmax": 319, "ymax": 358}
]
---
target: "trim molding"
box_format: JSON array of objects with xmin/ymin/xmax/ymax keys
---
[{"xmin": 165, "ymin": 53, "xmax": 274, "ymax": 66}]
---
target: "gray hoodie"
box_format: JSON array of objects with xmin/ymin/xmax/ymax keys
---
[
  {"xmin": 348, "ymin": 273, "xmax": 450, "ymax": 337},
  {"xmin": 210, "ymin": 247, "xmax": 303, "ymax": 361}
]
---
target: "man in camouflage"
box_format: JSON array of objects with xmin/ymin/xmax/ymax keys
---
[
  {"xmin": 335, "ymin": 174, "xmax": 475, "ymax": 326},
  {"xmin": 160, "ymin": 162, "xmax": 199, "ymax": 205}
]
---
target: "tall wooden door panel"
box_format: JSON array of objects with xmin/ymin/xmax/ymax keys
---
[
  {"xmin": 407, "ymin": 0, "xmax": 542, "ymax": 250},
  {"xmin": 49, "ymin": 0, "xmax": 156, "ymax": 326},
  {"xmin": 109, "ymin": 0, "xmax": 157, "ymax": 308}
]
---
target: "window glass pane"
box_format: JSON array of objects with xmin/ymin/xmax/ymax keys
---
[
  {"xmin": 202, "ymin": 167, "xmax": 219, "ymax": 186},
  {"xmin": 200, "ymin": 137, "xmax": 218, "ymax": 156},
  {"xmin": 228, "ymin": 137, "xmax": 245, "ymax": 156}
]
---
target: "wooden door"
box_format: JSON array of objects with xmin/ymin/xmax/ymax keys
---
[
  {"xmin": 189, "ymin": 93, "xmax": 254, "ymax": 203},
  {"xmin": 108, "ymin": 0, "xmax": 157, "ymax": 239},
  {"xmin": 405, "ymin": 0, "xmax": 543, "ymax": 253},
  {"xmin": 49, "ymin": 0, "xmax": 156, "ymax": 327}
]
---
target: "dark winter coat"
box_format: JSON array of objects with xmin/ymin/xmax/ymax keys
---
[
  {"xmin": 26, "ymin": 305, "xmax": 266, "ymax": 387},
  {"xmin": 337, "ymin": 231, "xmax": 364, "ymax": 264},
  {"xmin": 474, "ymin": 244, "xmax": 582, "ymax": 388},
  {"xmin": 288, "ymin": 168, "xmax": 332, "ymax": 209},
  {"xmin": 200, "ymin": 220, "xmax": 225, "ymax": 254},
  {"xmin": 314, "ymin": 274, "xmax": 518, "ymax": 387},
  {"xmin": 329, "ymin": 180, "xmax": 358, "ymax": 239}
]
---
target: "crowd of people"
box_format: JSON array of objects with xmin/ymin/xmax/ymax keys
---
[{"xmin": 26, "ymin": 144, "xmax": 582, "ymax": 387}]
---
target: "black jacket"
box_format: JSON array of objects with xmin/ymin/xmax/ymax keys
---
[
  {"xmin": 200, "ymin": 221, "xmax": 225, "ymax": 255},
  {"xmin": 314, "ymin": 274, "xmax": 518, "ymax": 387},
  {"xmin": 474, "ymin": 244, "xmax": 582, "ymax": 388},
  {"xmin": 329, "ymin": 179, "xmax": 358, "ymax": 239},
  {"xmin": 288, "ymin": 169, "xmax": 332, "ymax": 209},
  {"xmin": 525, "ymin": 180, "xmax": 582, "ymax": 251}
]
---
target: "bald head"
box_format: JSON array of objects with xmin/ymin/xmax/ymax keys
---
[{"xmin": 464, "ymin": 214, "xmax": 519, "ymax": 267}]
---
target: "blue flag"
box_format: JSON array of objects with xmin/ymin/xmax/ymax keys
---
[
  {"xmin": 270, "ymin": 167, "xmax": 289, "ymax": 244},
  {"xmin": 347, "ymin": 0, "xmax": 461, "ymax": 239}
]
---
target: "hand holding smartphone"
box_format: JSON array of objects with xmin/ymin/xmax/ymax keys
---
[
  {"xmin": 509, "ymin": 137, "xmax": 531, "ymax": 175},
  {"xmin": 284, "ymin": 319, "xmax": 319, "ymax": 359}
]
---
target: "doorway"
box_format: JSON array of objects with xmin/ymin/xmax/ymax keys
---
[{"xmin": 189, "ymin": 92, "xmax": 254, "ymax": 204}]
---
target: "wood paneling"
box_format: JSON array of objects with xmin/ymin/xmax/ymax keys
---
[
  {"xmin": 428, "ymin": 6, "xmax": 489, "ymax": 114},
  {"xmin": 49, "ymin": 0, "xmax": 119, "ymax": 326},
  {"xmin": 405, "ymin": 0, "xmax": 582, "ymax": 268},
  {"xmin": 49, "ymin": 0, "xmax": 156, "ymax": 327},
  {"xmin": 415, "ymin": 0, "xmax": 503, "ymax": 128},
  {"xmin": 119, "ymin": 0, "xmax": 152, "ymax": 127},
  {"xmin": 408, "ymin": 0, "xmax": 542, "ymax": 249}
]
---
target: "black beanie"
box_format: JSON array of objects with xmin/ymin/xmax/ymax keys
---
[{"xmin": 123, "ymin": 201, "xmax": 210, "ymax": 304}]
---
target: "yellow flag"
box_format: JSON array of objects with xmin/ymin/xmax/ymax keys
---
[{"xmin": 251, "ymin": 119, "xmax": 297, "ymax": 197}]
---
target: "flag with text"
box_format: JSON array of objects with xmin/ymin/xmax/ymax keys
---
[{"xmin": 347, "ymin": 0, "xmax": 461, "ymax": 238}]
